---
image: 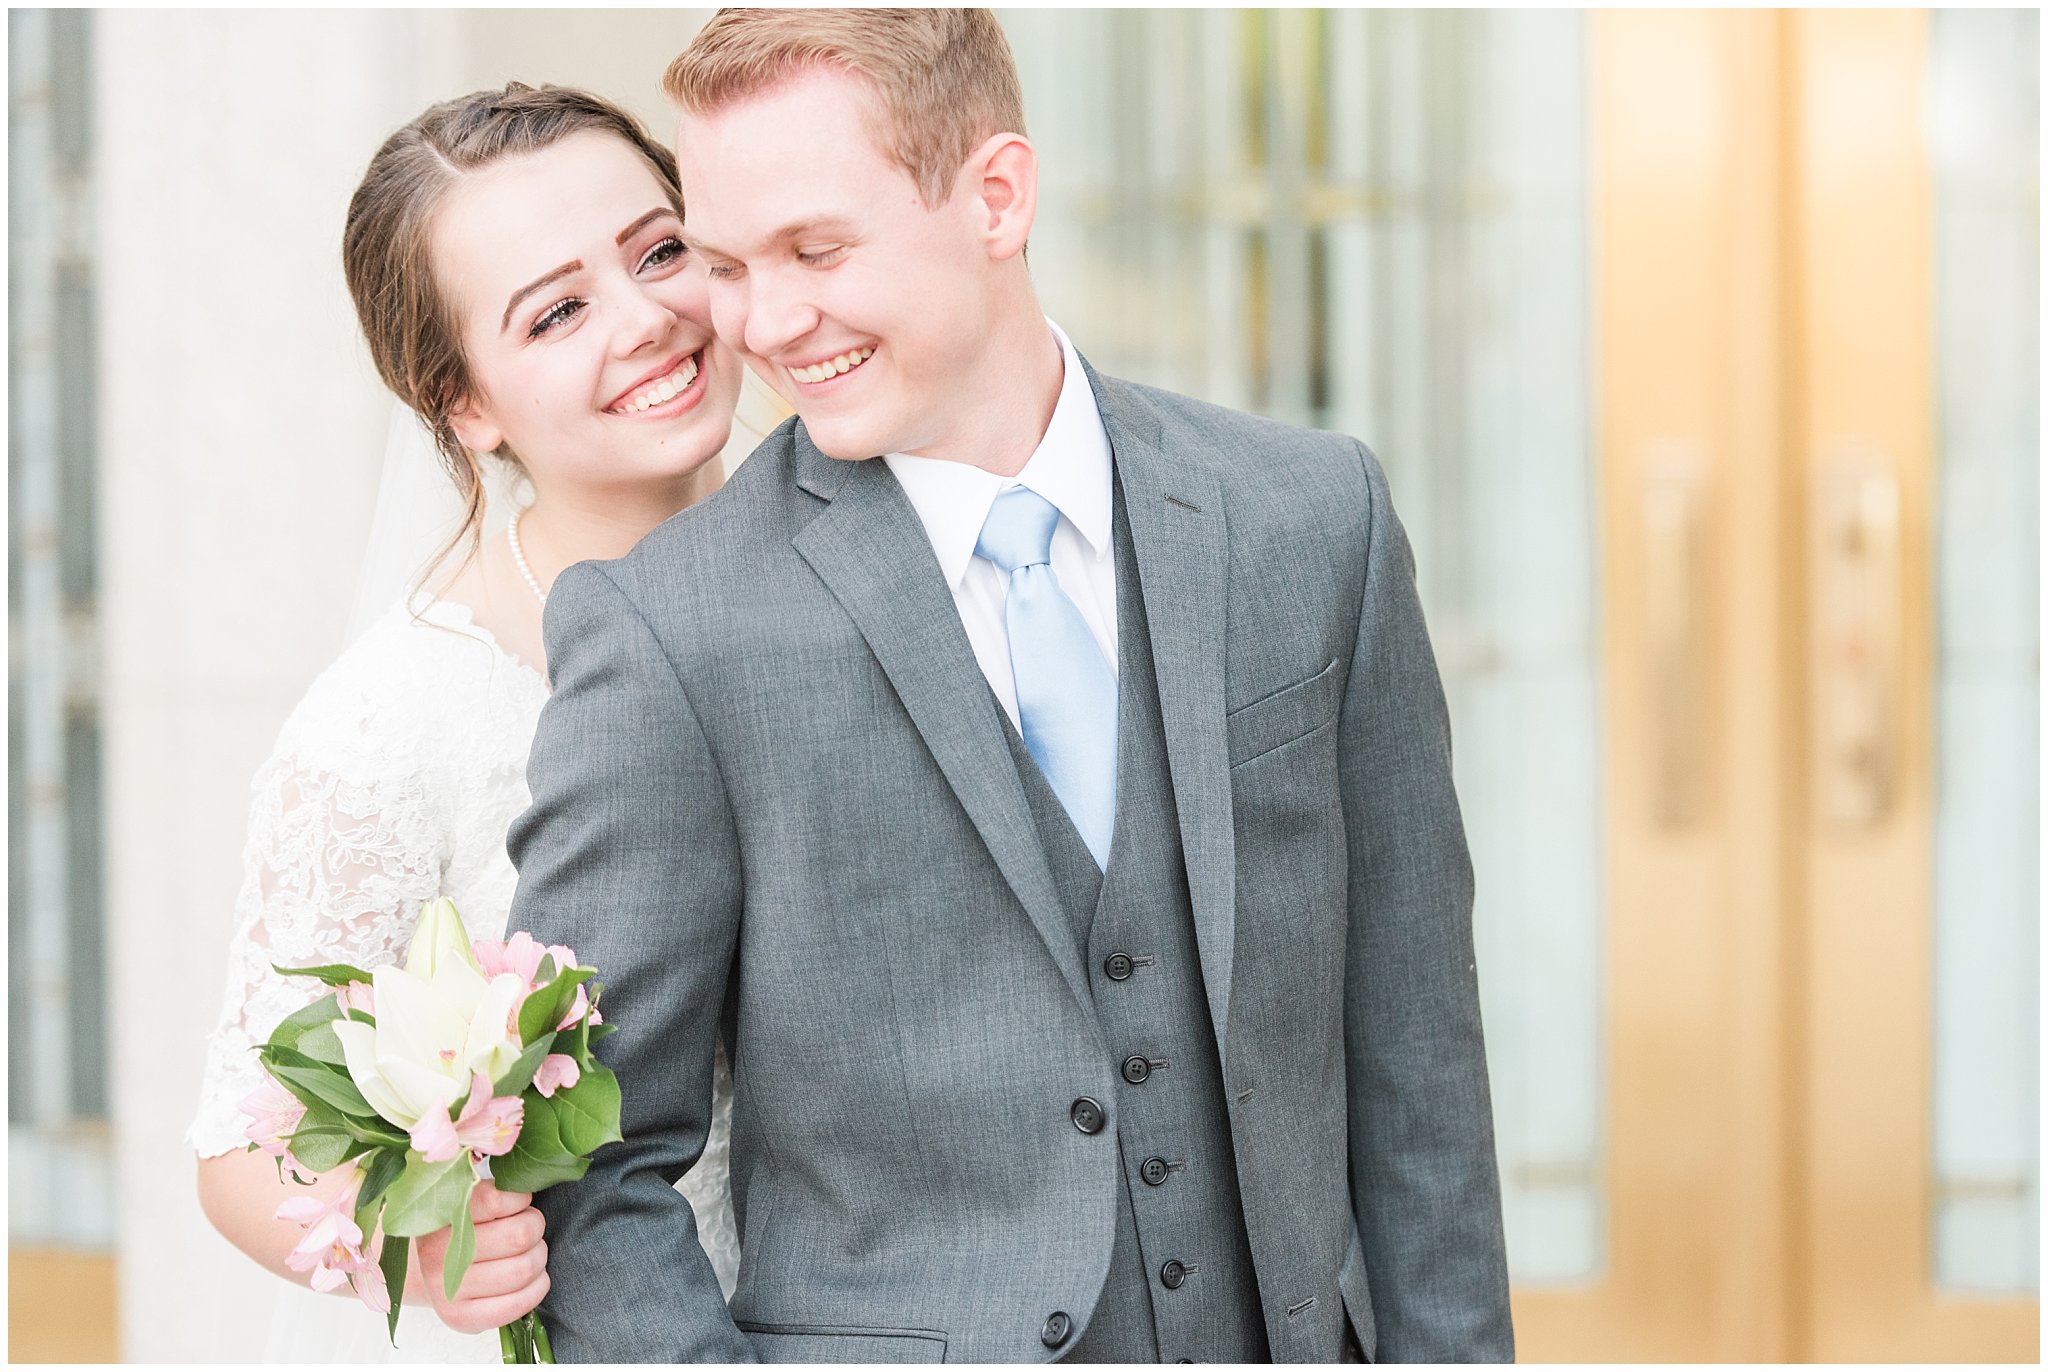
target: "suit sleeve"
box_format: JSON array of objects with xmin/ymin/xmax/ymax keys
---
[
  {"xmin": 1337, "ymin": 442, "xmax": 1514, "ymax": 1362},
  {"xmin": 508, "ymin": 561, "xmax": 755, "ymax": 1363}
]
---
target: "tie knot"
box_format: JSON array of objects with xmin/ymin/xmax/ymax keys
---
[{"xmin": 975, "ymin": 486, "xmax": 1061, "ymax": 574}]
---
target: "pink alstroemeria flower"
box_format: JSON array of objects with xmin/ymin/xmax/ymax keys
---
[
  {"xmin": 532, "ymin": 1053, "xmax": 581, "ymax": 1099},
  {"xmin": 474, "ymin": 931, "xmax": 595, "ymax": 1031},
  {"xmin": 276, "ymin": 1173, "xmax": 369, "ymax": 1295},
  {"xmin": 240, "ymin": 1077, "xmax": 311, "ymax": 1179},
  {"xmin": 333, "ymin": 980, "xmax": 376, "ymax": 1017},
  {"xmin": 348, "ymin": 1251, "xmax": 390, "ymax": 1314},
  {"xmin": 409, "ymin": 1071, "xmax": 524, "ymax": 1164}
]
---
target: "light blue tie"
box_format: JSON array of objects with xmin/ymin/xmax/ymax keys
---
[{"xmin": 976, "ymin": 487, "xmax": 1118, "ymax": 868}]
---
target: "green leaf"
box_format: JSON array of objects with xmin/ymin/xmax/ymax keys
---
[
  {"xmin": 443, "ymin": 1189, "xmax": 476, "ymax": 1303},
  {"xmin": 494, "ymin": 1033, "xmax": 555, "ymax": 1100},
  {"xmin": 286, "ymin": 1120, "xmax": 356, "ymax": 1172},
  {"xmin": 266, "ymin": 995, "xmax": 344, "ymax": 1052},
  {"xmin": 588, "ymin": 1022, "xmax": 619, "ymax": 1043},
  {"xmin": 550, "ymin": 1063, "xmax": 623, "ymax": 1156},
  {"xmin": 517, "ymin": 966, "xmax": 594, "ymax": 1048},
  {"xmin": 377, "ymin": 1228, "xmax": 409, "ymax": 1347},
  {"xmin": 354, "ymin": 1147, "xmax": 407, "ymax": 1230},
  {"xmin": 491, "ymin": 1092, "xmax": 589, "ymax": 1193},
  {"xmin": 268, "ymin": 1062, "xmax": 378, "ymax": 1121},
  {"xmin": 380, "ymin": 1154, "xmax": 475, "ymax": 1239},
  {"xmin": 341, "ymin": 1114, "xmax": 410, "ymax": 1149},
  {"xmin": 272, "ymin": 961, "xmax": 373, "ymax": 987},
  {"xmin": 294, "ymin": 1020, "xmax": 349, "ymax": 1068}
]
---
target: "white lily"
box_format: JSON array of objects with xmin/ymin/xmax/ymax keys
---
[
  {"xmin": 406, "ymin": 897, "xmax": 482, "ymax": 981},
  {"xmin": 332, "ymin": 957, "xmax": 525, "ymax": 1130}
]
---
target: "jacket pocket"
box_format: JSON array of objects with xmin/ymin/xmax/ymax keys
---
[
  {"xmin": 1337, "ymin": 1228, "xmax": 1379, "ymax": 1362},
  {"xmin": 737, "ymin": 1321, "xmax": 948, "ymax": 1364},
  {"xmin": 1226, "ymin": 657, "xmax": 1344, "ymax": 768}
]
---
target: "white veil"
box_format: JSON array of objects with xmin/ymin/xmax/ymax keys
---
[{"xmin": 344, "ymin": 403, "xmax": 525, "ymax": 645}]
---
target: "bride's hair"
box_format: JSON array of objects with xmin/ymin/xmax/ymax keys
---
[{"xmin": 341, "ymin": 83, "xmax": 683, "ymax": 576}]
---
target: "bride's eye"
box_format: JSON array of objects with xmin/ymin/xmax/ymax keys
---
[
  {"xmin": 528, "ymin": 298, "xmax": 586, "ymax": 338},
  {"xmin": 638, "ymin": 237, "xmax": 687, "ymax": 273}
]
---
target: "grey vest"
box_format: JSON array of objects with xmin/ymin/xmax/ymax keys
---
[{"xmin": 997, "ymin": 480, "xmax": 1270, "ymax": 1364}]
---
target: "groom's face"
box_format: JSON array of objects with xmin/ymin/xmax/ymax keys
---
[{"xmin": 675, "ymin": 66, "xmax": 1001, "ymax": 462}]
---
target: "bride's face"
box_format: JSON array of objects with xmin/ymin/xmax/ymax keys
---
[{"xmin": 435, "ymin": 129, "xmax": 740, "ymax": 494}]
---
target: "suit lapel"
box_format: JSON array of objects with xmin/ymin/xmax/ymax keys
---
[
  {"xmin": 1089, "ymin": 365, "xmax": 1240, "ymax": 1069},
  {"xmin": 788, "ymin": 432, "xmax": 1096, "ymax": 1015}
]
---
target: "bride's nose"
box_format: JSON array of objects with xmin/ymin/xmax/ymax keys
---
[{"xmin": 610, "ymin": 282, "xmax": 679, "ymax": 359}]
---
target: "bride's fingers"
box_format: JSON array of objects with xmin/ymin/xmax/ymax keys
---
[
  {"xmin": 448, "ymin": 1240, "xmax": 549, "ymax": 1303},
  {"xmin": 470, "ymin": 1180, "xmax": 534, "ymax": 1222},
  {"xmin": 468, "ymin": 1179, "xmax": 532, "ymax": 1228},
  {"xmin": 470, "ymin": 1206, "xmax": 546, "ymax": 1262},
  {"xmin": 445, "ymin": 1269, "xmax": 552, "ymax": 1336}
]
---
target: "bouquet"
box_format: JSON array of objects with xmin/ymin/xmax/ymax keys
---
[{"xmin": 238, "ymin": 898, "xmax": 620, "ymax": 1363}]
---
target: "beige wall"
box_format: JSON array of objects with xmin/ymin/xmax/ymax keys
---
[{"xmin": 99, "ymin": 10, "xmax": 712, "ymax": 1358}]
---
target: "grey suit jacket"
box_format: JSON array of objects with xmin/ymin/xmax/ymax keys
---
[{"xmin": 509, "ymin": 360, "xmax": 1513, "ymax": 1363}]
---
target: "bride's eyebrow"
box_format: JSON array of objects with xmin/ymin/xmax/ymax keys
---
[
  {"xmin": 614, "ymin": 207, "xmax": 678, "ymax": 244},
  {"xmin": 502, "ymin": 261, "xmax": 582, "ymax": 333}
]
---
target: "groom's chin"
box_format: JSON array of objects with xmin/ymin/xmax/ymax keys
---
[{"xmin": 798, "ymin": 415, "xmax": 892, "ymax": 463}]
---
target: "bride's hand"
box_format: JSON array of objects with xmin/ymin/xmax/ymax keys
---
[{"xmin": 415, "ymin": 1180, "xmax": 551, "ymax": 1336}]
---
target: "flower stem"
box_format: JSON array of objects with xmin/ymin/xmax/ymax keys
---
[{"xmin": 499, "ymin": 1324, "xmax": 520, "ymax": 1364}]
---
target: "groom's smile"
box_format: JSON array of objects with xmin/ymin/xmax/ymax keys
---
[{"xmin": 785, "ymin": 344, "xmax": 876, "ymax": 388}]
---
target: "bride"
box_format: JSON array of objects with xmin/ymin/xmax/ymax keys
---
[{"xmin": 187, "ymin": 84, "xmax": 746, "ymax": 1361}]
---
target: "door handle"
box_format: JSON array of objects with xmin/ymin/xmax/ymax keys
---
[
  {"xmin": 1813, "ymin": 457, "xmax": 1901, "ymax": 828},
  {"xmin": 1644, "ymin": 443, "xmax": 1710, "ymax": 827}
]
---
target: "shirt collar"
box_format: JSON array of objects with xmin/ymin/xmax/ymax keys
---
[{"xmin": 882, "ymin": 319, "xmax": 1113, "ymax": 590}]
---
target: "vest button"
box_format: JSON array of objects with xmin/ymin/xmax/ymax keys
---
[
  {"xmin": 1141, "ymin": 1156, "xmax": 1170, "ymax": 1186},
  {"xmin": 1121, "ymin": 1055, "xmax": 1152, "ymax": 1085},
  {"xmin": 1070, "ymin": 1097, "xmax": 1105, "ymax": 1134},
  {"xmin": 1160, "ymin": 1259, "xmax": 1188, "ymax": 1290},
  {"xmin": 1104, "ymin": 952, "xmax": 1134, "ymax": 981},
  {"xmin": 1041, "ymin": 1311, "xmax": 1072, "ymax": 1348}
]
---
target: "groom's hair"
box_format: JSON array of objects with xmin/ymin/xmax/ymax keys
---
[{"xmin": 664, "ymin": 8, "xmax": 1026, "ymax": 208}]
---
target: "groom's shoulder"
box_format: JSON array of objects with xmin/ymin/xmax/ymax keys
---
[
  {"xmin": 1094, "ymin": 371, "xmax": 1379, "ymax": 502},
  {"xmin": 615, "ymin": 417, "xmax": 807, "ymax": 579}
]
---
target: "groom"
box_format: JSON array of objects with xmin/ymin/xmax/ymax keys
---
[{"xmin": 513, "ymin": 8, "xmax": 1511, "ymax": 1364}]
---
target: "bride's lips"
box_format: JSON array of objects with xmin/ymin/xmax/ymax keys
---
[{"xmin": 603, "ymin": 349, "xmax": 709, "ymax": 419}]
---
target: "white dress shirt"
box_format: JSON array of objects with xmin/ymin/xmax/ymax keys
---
[{"xmin": 883, "ymin": 320, "xmax": 1117, "ymax": 732}]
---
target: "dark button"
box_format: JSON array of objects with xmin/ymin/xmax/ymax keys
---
[
  {"xmin": 1140, "ymin": 1156, "xmax": 1170, "ymax": 1186},
  {"xmin": 1161, "ymin": 1259, "xmax": 1188, "ymax": 1290},
  {"xmin": 1121, "ymin": 1055, "xmax": 1152, "ymax": 1085},
  {"xmin": 1104, "ymin": 952, "xmax": 1135, "ymax": 981},
  {"xmin": 1177, "ymin": 1361, "xmax": 1194, "ymax": 1365},
  {"xmin": 1041, "ymin": 1311, "xmax": 1072, "ymax": 1348},
  {"xmin": 1070, "ymin": 1097, "xmax": 1105, "ymax": 1134}
]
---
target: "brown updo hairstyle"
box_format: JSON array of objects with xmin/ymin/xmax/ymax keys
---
[{"xmin": 342, "ymin": 82, "xmax": 684, "ymax": 576}]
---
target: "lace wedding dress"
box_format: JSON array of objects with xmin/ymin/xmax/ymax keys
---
[{"xmin": 188, "ymin": 593, "xmax": 738, "ymax": 1362}]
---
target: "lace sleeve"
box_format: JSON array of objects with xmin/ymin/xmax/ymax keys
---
[{"xmin": 188, "ymin": 710, "xmax": 449, "ymax": 1158}]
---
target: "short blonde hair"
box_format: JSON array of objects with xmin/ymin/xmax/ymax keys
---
[{"xmin": 665, "ymin": 8, "xmax": 1026, "ymax": 207}]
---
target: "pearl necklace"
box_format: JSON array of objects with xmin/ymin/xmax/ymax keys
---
[{"xmin": 506, "ymin": 509, "xmax": 548, "ymax": 607}]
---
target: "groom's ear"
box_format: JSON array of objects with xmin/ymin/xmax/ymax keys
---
[
  {"xmin": 445, "ymin": 395, "xmax": 505, "ymax": 458},
  {"xmin": 963, "ymin": 131, "xmax": 1037, "ymax": 264}
]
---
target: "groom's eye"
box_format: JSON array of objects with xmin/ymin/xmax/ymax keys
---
[{"xmin": 795, "ymin": 245, "xmax": 847, "ymax": 268}]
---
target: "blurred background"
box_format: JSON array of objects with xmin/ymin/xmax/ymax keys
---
[{"xmin": 7, "ymin": 7, "xmax": 2037, "ymax": 1362}]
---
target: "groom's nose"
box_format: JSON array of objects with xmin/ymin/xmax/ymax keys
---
[{"xmin": 739, "ymin": 265, "xmax": 822, "ymax": 363}]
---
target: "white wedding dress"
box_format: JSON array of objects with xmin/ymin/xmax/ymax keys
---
[{"xmin": 188, "ymin": 592, "xmax": 739, "ymax": 1362}]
